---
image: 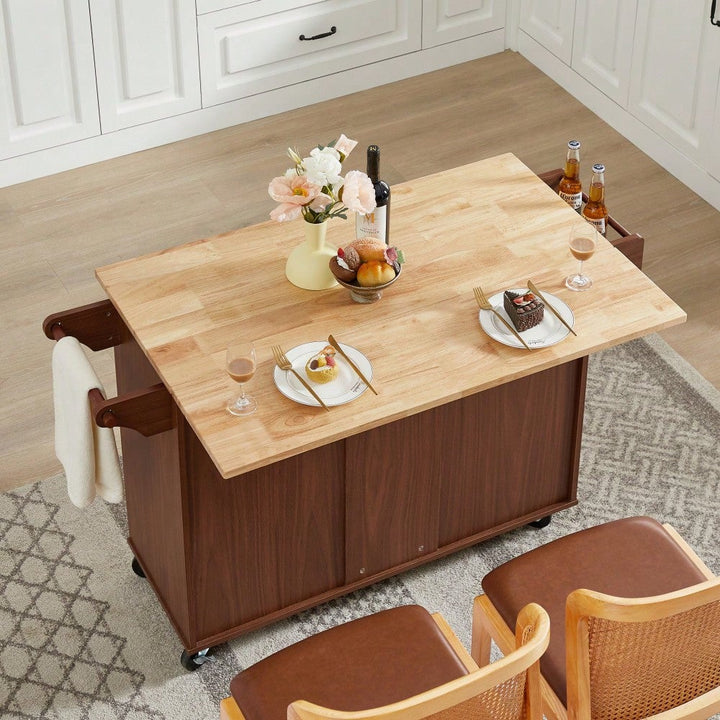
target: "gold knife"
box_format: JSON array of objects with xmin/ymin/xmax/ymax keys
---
[
  {"xmin": 527, "ymin": 280, "xmax": 577, "ymax": 336},
  {"xmin": 327, "ymin": 335, "xmax": 378, "ymax": 395}
]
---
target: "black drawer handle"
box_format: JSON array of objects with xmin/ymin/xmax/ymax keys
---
[
  {"xmin": 299, "ymin": 25, "xmax": 337, "ymax": 41},
  {"xmin": 712, "ymin": 0, "xmax": 720, "ymax": 25}
]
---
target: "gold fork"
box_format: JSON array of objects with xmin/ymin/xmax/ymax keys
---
[
  {"xmin": 473, "ymin": 286, "xmax": 532, "ymax": 351},
  {"xmin": 271, "ymin": 345, "xmax": 330, "ymax": 411}
]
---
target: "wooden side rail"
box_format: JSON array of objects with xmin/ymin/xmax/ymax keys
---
[
  {"xmin": 43, "ymin": 298, "xmax": 129, "ymax": 351},
  {"xmin": 44, "ymin": 300, "xmax": 175, "ymax": 437},
  {"xmin": 538, "ymin": 168, "xmax": 644, "ymax": 269}
]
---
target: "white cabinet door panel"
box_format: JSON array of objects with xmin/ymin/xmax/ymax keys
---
[
  {"xmin": 199, "ymin": 0, "xmax": 421, "ymax": 107},
  {"xmin": 519, "ymin": 0, "xmax": 575, "ymax": 64},
  {"xmin": 0, "ymin": 0, "xmax": 99, "ymax": 160},
  {"xmin": 629, "ymin": 0, "xmax": 720, "ymax": 163},
  {"xmin": 571, "ymin": 0, "xmax": 636, "ymax": 107},
  {"xmin": 422, "ymin": 0, "xmax": 506, "ymax": 48},
  {"xmin": 90, "ymin": 0, "xmax": 201, "ymax": 132}
]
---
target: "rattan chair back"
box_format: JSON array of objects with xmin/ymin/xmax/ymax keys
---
[{"xmin": 566, "ymin": 577, "xmax": 720, "ymax": 720}]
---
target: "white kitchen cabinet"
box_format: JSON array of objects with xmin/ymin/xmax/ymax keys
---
[
  {"xmin": 89, "ymin": 0, "xmax": 201, "ymax": 132},
  {"xmin": 0, "ymin": 0, "xmax": 100, "ymax": 160},
  {"xmin": 571, "ymin": 0, "xmax": 636, "ymax": 107},
  {"xmin": 628, "ymin": 0, "xmax": 720, "ymax": 167},
  {"xmin": 519, "ymin": 0, "xmax": 575, "ymax": 64},
  {"xmin": 198, "ymin": 0, "xmax": 421, "ymax": 108},
  {"xmin": 422, "ymin": 0, "xmax": 505, "ymax": 48}
]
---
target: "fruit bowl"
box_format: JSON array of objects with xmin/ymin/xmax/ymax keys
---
[{"xmin": 336, "ymin": 265, "xmax": 402, "ymax": 304}]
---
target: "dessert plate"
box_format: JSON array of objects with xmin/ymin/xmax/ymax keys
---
[
  {"xmin": 478, "ymin": 288, "xmax": 575, "ymax": 349},
  {"xmin": 273, "ymin": 341, "xmax": 373, "ymax": 407}
]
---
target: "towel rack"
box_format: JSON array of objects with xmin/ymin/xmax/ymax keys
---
[
  {"xmin": 44, "ymin": 300, "xmax": 175, "ymax": 437},
  {"xmin": 538, "ymin": 167, "xmax": 645, "ymax": 269}
]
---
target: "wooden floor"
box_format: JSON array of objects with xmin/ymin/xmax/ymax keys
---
[{"xmin": 2, "ymin": 50, "xmax": 719, "ymax": 493}]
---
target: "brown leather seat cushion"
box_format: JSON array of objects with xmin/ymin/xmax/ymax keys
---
[
  {"xmin": 481, "ymin": 516, "xmax": 708, "ymax": 705},
  {"xmin": 230, "ymin": 605, "xmax": 469, "ymax": 720}
]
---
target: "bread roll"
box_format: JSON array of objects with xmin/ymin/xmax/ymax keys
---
[
  {"xmin": 356, "ymin": 261, "xmax": 396, "ymax": 287},
  {"xmin": 349, "ymin": 238, "xmax": 386, "ymax": 263}
]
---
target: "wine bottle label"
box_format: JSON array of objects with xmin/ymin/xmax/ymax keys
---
[
  {"xmin": 355, "ymin": 206, "xmax": 387, "ymax": 244},
  {"xmin": 559, "ymin": 190, "xmax": 582, "ymax": 211}
]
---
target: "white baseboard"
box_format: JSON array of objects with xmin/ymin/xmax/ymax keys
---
[
  {"xmin": 517, "ymin": 31, "xmax": 720, "ymax": 213},
  {"xmin": 0, "ymin": 31, "xmax": 504, "ymax": 189}
]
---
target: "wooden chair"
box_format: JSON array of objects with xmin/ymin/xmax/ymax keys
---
[
  {"xmin": 220, "ymin": 603, "xmax": 549, "ymax": 720},
  {"xmin": 471, "ymin": 516, "xmax": 720, "ymax": 720}
]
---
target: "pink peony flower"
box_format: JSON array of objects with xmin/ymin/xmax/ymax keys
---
[
  {"xmin": 268, "ymin": 174, "xmax": 323, "ymax": 221},
  {"xmin": 342, "ymin": 170, "xmax": 377, "ymax": 215},
  {"xmin": 335, "ymin": 134, "xmax": 358, "ymax": 160}
]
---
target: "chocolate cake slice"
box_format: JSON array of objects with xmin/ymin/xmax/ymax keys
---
[{"xmin": 503, "ymin": 290, "xmax": 544, "ymax": 332}]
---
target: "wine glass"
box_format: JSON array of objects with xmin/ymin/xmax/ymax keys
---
[
  {"xmin": 226, "ymin": 341, "xmax": 257, "ymax": 416},
  {"xmin": 565, "ymin": 220, "xmax": 597, "ymax": 291}
]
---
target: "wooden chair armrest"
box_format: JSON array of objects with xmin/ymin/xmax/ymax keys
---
[
  {"xmin": 220, "ymin": 696, "xmax": 246, "ymax": 720},
  {"xmin": 431, "ymin": 612, "xmax": 479, "ymax": 672},
  {"xmin": 662, "ymin": 523, "xmax": 716, "ymax": 580},
  {"xmin": 472, "ymin": 595, "xmax": 567, "ymax": 720}
]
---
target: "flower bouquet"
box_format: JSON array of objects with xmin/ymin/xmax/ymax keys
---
[{"xmin": 268, "ymin": 135, "xmax": 377, "ymax": 290}]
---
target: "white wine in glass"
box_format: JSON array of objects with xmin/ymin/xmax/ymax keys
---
[
  {"xmin": 226, "ymin": 341, "xmax": 257, "ymax": 416},
  {"xmin": 565, "ymin": 220, "xmax": 597, "ymax": 291}
]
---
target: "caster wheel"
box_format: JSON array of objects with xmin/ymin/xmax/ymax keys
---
[
  {"xmin": 180, "ymin": 648, "xmax": 213, "ymax": 671},
  {"xmin": 528, "ymin": 515, "xmax": 552, "ymax": 529},
  {"xmin": 131, "ymin": 557, "xmax": 146, "ymax": 578}
]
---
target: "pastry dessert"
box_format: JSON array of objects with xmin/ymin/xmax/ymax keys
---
[
  {"xmin": 329, "ymin": 243, "xmax": 404, "ymax": 285},
  {"xmin": 305, "ymin": 345, "xmax": 339, "ymax": 383},
  {"xmin": 503, "ymin": 291, "xmax": 544, "ymax": 332},
  {"xmin": 357, "ymin": 260, "xmax": 396, "ymax": 287}
]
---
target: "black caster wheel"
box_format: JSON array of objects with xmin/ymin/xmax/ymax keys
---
[
  {"xmin": 131, "ymin": 557, "xmax": 146, "ymax": 578},
  {"xmin": 180, "ymin": 648, "xmax": 213, "ymax": 671},
  {"xmin": 528, "ymin": 515, "xmax": 552, "ymax": 529}
]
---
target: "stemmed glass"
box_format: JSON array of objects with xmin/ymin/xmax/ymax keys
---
[
  {"xmin": 565, "ymin": 220, "xmax": 597, "ymax": 291},
  {"xmin": 226, "ymin": 341, "xmax": 257, "ymax": 416}
]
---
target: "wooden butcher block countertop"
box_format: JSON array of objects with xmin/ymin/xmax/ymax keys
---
[{"xmin": 96, "ymin": 153, "xmax": 685, "ymax": 479}]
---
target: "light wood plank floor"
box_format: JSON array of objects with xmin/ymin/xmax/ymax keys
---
[{"xmin": 2, "ymin": 50, "xmax": 718, "ymax": 493}]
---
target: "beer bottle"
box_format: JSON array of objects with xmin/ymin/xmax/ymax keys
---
[
  {"xmin": 558, "ymin": 140, "xmax": 582, "ymax": 212},
  {"xmin": 582, "ymin": 163, "xmax": 608, "ymax": 236}
]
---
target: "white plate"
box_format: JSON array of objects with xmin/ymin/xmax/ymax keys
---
[
  {"xmin": 273, "ymin": 341, "xmax": 373, "ymax": 407},
  {"xmin": 478, "ymin": 288, "xmax": 575, "ymax": 349}
]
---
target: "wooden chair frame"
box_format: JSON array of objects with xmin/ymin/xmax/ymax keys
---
[
  {"xmin": 471, "ymin": 524, "xmax": 718, "ymax": 720},
  {"xmin": 220, "ymin": 605, "xmax": 550, "ymax": 720}
]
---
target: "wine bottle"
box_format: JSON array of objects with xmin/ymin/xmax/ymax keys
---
[{"xmin": 355, "ymin": 144, "xmax": 390, "ymax": 245}]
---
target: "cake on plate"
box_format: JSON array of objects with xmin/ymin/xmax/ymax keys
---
[
  {"xmin": 503, "ymin": 290, "xmax": 544, "ymax": 332},
  {"xmin": 305, "ymin": 345, "xmax": 339, "ymax": 383}
]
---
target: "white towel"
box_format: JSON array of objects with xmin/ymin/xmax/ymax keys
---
[{"xmin": 52, "ymin": 336, "xmax": 124, "ymax": 508}]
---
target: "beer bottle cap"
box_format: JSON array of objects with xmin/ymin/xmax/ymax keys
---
[
  {"xmin": 568, "ymin": 140, "xmax": 581, "ymax": 149},
  {"xmin": 592, "ymin": 163, "xmax": 605, "ymax": 172}
]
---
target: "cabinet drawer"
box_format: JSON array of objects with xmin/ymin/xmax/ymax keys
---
[{"xmin": 198, "ymin": 0, "xmax": 421, "ymax": 107}]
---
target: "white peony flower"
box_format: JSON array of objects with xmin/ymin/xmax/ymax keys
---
[{"xmin": 303, "ymin": 147, "xmax": 343, "ymax": 188}]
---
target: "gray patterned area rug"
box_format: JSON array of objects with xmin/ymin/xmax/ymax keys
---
[{"xmin": 2, "ymin": 335, "xmax": 719, "ymax": 719}]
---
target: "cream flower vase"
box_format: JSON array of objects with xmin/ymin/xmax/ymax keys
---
[{"xmin": 285, "ymin": 220, "xmax": 338, "ymax": 290}]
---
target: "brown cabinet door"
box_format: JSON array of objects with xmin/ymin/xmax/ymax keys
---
[
  {"xmin": 186, "ymin": 433, "xmax": 346, "ymax": 642},
  {"xmin": 345, "ymin": 417, "xmax": 442, "ymax": 583},
  {"xmin": 437, "ymin": 359, "xmax": 585, "ymax": 545},
  {"xmin": 345, "ymin": 358, "xmax": 586, "ymax": 581}
]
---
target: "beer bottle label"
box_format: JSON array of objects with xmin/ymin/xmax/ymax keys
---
[
  {"xmin": 559, "ymin": 190, "xmax": 582, "ymax": 211},
  {"xmin": 586, "ymin": 216, "xmax": 606, "ymax": 234}
]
